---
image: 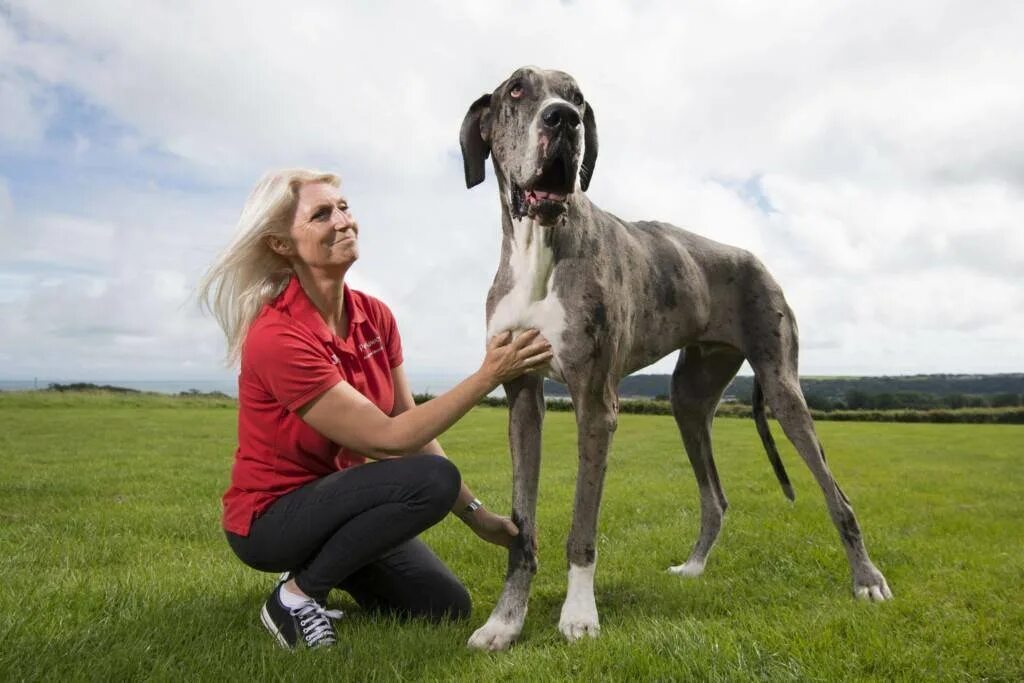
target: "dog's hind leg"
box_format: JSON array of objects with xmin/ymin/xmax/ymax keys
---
[
  {"xmin": 667, "ymin": 344, "xmax": 745, "ymax": 578},
  {"xmin": 558, "ymin": 378, "xmax": 618, "ymax": 641},
  {"xmin": 746, "ymin": 313, "xmax": 892, "ymax": 601},
  {"xmin": 467, "ymin": 374, "xmax": 545, "ymax": 651}
]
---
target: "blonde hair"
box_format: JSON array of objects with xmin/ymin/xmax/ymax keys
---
[{"xmin": 198, "ymin": 168, "xmax": 340, "ymax": 364}]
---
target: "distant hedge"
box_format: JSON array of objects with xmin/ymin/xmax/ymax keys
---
[
  {"xmin": 441, "ymin": 395, "xmax": 1024, "ymax": 424},
  {"xmin": 806, "ymin": 407, "xmax": 1024, "ymax": 424},
  {"xmin": 32, "ymin": 386, "xmax": 1021, "ymax": 423},
  {"xmin": 48, "ymin": 382, "xmax": 141, "ymax": 394}
]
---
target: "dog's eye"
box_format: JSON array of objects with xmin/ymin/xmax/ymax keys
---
[
  {"xmin": 509, "ymin": 81, "xmax": 524, "ymax": 99},
  {"xmin": 571, "ymin": 91, "xmax": 584, "ymax": 106}
]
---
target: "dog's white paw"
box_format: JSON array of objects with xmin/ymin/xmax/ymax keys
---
[
  {"xmin": 667, "ymin": 559, "xmax": 706, "ymax": 577},
  {"xmin": 558, "ymin": 604, "xmax": 600, "ymax": 641},
  {"xmin": 853, "ymin": 565, "xmax": 893, "ymax": 602},
  {"xmin": 559, "ymin": 562, "xmax": 600, "ymax": 641},
  {"xmin": 467, "ymin": 617, "xmax": 521, "ymax": 651}
]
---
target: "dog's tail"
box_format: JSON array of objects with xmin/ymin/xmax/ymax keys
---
[{"xmin": 752, "ymin": 378, "xmax": 795, "ymax": 501}]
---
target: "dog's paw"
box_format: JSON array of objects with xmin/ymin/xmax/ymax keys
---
[
  {"xmin": 667, "ymin": 559, "xmax": 706, "ymax": 577},
  {"xmin": 853, "ymin": 565, "xmax": 893, "ymax": 602},
  {"xmin": 467, "ymin": 617, "xmax": 521, "ymax": 651},
  {"xmin": 559, "ymin": 614, "xmax": 600, "ymax": 641},
  {"xmin": 558, "ymin": 601, "xmax": 600, "ymax": 641}
]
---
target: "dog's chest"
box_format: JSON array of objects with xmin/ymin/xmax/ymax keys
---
[{"xmin": 487, "ymin": 219, "xmax": 569, "ymax": 383}]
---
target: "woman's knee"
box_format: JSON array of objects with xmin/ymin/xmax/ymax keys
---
[
  {"xmin": 418, "ymin": 580, "xmax": 471, "ymax": 622},
  {"xmin": 407, "ymin": 454, "xmax": 462, "ymax": 510},
  {"xmin": 437, "ymin": 582, "xmax": 472, "ymax": 621},
  {"xmin": 374, "ymin": 588, "xmax": 472, "ymax": 623}
]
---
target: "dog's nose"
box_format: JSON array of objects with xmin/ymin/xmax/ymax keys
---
[{"xmin": 541, "ymin": 103, "xmax": 581, "ymax": 131}]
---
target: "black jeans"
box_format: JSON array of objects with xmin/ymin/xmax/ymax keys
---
[{"xmin": 226, "ymin": 454, "xmax": 471, "ymax": 621}]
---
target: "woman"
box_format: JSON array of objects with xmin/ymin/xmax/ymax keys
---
[{"xmin": 199, "ymin": 169, "xmax": 551, "ymax": 649}]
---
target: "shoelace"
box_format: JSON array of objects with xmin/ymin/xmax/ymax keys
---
[{"xmin": 291, "ymin": 601, "xmax": 343, "ymax": 648}]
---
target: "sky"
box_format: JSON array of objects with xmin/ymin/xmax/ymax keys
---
[{"xmin": 1, "ymin": 0, "xmax": 1022, "ymax": 386}]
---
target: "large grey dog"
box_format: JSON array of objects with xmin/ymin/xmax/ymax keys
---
[{"xmin": 459, "ymin": 66, "xmax": 892, "ymax": 651}]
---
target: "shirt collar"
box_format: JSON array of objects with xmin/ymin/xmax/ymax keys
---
[{"xmin": 275, "ymin": 276, "xmax": 366, "ymax": 343}]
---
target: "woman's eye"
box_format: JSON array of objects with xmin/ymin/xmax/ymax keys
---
[
  {"xmin": 314, "ymin": 209, "xmax": 330, "ymax": 220},
  {"xmin": 510, "ymin": 82, "xmax": 524, "ymax": 99}
]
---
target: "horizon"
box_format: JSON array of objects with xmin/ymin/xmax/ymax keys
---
[
  {"xmin": 3, "ymin": 370, "xmax": 1020, "ymax": 394},
  {"xmin": 4, "ymin": 370, "xmax": 1024, "ymax": 382}
]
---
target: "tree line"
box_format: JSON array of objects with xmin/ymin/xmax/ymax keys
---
[
  {"xmin": 543, "ymin": 373, "xmax": 1024, "ymax": 412},
  {"xmin": 800, "ymin": 389, "xmax": 1021, "ymax": 412}
]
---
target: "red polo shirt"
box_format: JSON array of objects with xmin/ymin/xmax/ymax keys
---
[{"xmin": 222, "ymin": 276, "xmax": 403, "ymax": 536}]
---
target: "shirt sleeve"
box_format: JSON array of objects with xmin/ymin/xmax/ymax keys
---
[{"xmin": 244, "ymin": 322, "xmax": 343, "ymax": 412}]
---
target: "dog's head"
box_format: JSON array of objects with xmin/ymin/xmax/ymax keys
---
[{"xmin": 460, "ymin": 66, "xmax": 598, "ymax": 226}]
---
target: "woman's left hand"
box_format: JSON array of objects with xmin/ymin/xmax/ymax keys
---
[{"xmin": 465, "ymin": 508, "xmax": 520, "ymax": 548}]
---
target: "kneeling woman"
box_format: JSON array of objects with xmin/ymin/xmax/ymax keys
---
[{"xmin": 200, "ymin": 169, "xmax": 551, "ymax": 649}]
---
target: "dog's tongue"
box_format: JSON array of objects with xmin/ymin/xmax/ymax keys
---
[{"xmin": 527, "ymin": 190, "xmax": 566, "ymax": 204}]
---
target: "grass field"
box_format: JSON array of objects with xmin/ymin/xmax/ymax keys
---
[{"xmin": 1, "ymin": 391, "xmax": 1022, "ymax": 681}]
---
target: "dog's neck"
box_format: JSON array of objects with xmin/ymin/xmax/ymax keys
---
[
  {"xmin": 494, "ymin": 199, "xmax": 599, "ymax": 314},
  {"xmin": 510, "ymin": 221, "xmax": 558, "ymax": 301}
]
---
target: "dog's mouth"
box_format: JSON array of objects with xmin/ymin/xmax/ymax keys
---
[{"xmin": 510, "ymin": 146, "xmax": 577, "ymax": 222}]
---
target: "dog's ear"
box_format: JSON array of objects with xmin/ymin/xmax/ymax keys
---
[
  {"xmin": 460, "ymin": 94, "xmax": 492, "ymax": 189},
  {"xmin": 580, "ymin": 101, "xmax": 599, "ymax": 192}
]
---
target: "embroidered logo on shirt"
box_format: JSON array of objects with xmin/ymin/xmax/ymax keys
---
[{"xmin": 359, "ymin": 336, "xmax": 384, "ymax": 359}]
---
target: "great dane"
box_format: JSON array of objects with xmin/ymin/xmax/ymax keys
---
[{"xmin": 459, "ymin": 66, "xmax": 892, "ymax": 651}]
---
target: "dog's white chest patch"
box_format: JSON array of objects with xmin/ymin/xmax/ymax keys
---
[{"xmin": 487, "ymin": 218, "xmax": 568, "ymax": 383}]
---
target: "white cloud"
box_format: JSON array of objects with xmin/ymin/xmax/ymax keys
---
[
  {"xmin": 8, "ymin": 213, "xmax": 117, "ymax": 269},
  {"xmin": 758, "ymin": 174, "xmax": 1024, "ymax": 277},
  {"xmin": 1, "ymin": 0, "xmax": 1022, "ymax": 382}
]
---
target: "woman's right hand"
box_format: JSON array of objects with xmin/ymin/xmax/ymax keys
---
[{"xmin": 479, "ymin": 329, "xmax": 553, "ymax": 387}]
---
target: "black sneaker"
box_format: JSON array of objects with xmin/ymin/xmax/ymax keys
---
[{"xmin": 260, "ymin": 584, "xmax": 343, "ymax": 649}]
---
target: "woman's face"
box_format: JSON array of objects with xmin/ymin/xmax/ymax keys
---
[{"xmin": 282, "ymin": 181, "xmax": 359, "ymax": 271}]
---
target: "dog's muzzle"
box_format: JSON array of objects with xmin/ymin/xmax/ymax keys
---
[
  {"xmin": 511, "ymin": 150, "xmax": 579, "ymax": 225},
  {"xmin": 509, "ymin": 102, "xmax": 582, "ymax": 224}
]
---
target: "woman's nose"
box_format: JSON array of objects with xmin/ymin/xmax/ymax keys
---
[{"xmin": 333, "ymin": 207, "xmax": 354, "ymax": 228}]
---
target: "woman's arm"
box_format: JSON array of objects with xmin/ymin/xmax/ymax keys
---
[
  {"xmin": 390, "ymin": 363, "xmax": 519, "ymax": 546},
  {"xmin": 298, "ymin": 329, "xmax": 550, "ymax": 461},
  {"xmin": 389, "ymin": 364, "xmax": 446, "ymax": 456}
]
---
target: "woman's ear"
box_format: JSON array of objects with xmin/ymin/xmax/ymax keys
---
[{"xmin": 267, "ymin": 235, "xmax": 293, "ymax": 256}]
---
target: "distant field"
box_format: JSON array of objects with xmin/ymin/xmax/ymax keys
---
[{"xmin": 1, "ymin": 392, "xmax": 1022, "ymax": 681}]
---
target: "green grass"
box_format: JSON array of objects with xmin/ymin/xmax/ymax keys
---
[{"xmin": 1, "ymin": 392, "xmax": 1022, "ymax": 681}]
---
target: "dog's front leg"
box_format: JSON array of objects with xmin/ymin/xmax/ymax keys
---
[
  {"xmin": 559, "ymin": 386, "xmax": 617, "ymax": 641},
  {"xmin": 467, "ymin": 373, "xmax": 544, "ymax": 651}
]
